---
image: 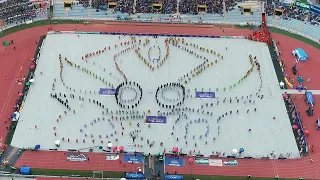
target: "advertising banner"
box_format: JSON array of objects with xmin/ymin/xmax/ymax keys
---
[
  {"xmin": 195, "ymin": 91, "xmax": 215, "ymax": 99},
  {"xmin": 87, "ymin": 32, "xmax": 100, "ymax": 34},
  {"xmin": 99, "ymin": 88, "xmax": 116, "ymax": 95},
  {"xmin": 209, "ymin": 159, "xmax": 223, "ymax": 166},
  {"xmin": 123, "ymin": 154, "xmax": 144, "ymax": 163},
  {"xmin": 60, "ymin": 31, "xmax": 75, "ymax": 34},
  {"xmin": 312, "ymin": 5, "xmax": 320, "ymax": 11},
  {"xmin": 194, "ymin": 158, "xmax": 209, "ymax": 164},
  {"xmin": 145, "ymin": 116, "xmax": 167, "ymax": 124},
  {"xmin": 106, "ymin": 154, "xmax": 120, "ymax": 160},
  {"xmin": 165, "ymin": 157, "xmax": 185, "ymax": 166},
  {"xmin": 310, "ymin": 5, "xmax": 320, "ymax": 14},
  {"xmin": 165, "ymin": 175, "xmax": 184, "ymax": 180},
  {"xmin": 67, "ymin": 153, "xmax": 88, "ymax": 162},
  {"xmin": 295, "ymin": 1, "xmax": 310, "ymax": 10},
  {"xmin": 223, "ymin": 160, "xmax": 238, "ymax": 166},
  {"xmin": 233, "ymin": 36, "xmax": 246, "ymax": 39}
]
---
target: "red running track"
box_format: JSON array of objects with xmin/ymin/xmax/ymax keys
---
[
  {"xmin": 0, "ymin": 22, "xmax": 317, "ymax": 178},
  {"xmin": 15, "ymin": 151, "xmax": 141, "ymax": 172},
  {"xmin": 290, "ymin": 94, "xmax": 320, "ymax": 154},
  {"xmin": 166, "ymin": 153, "xmax": 320, "ymax": 179},
  {"xmin": 273, "ymin": 33, "xmax": 320, "ymax": 89}
]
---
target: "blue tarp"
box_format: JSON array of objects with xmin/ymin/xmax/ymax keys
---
[
  {"xmin": 165, "ymin": 175, "xmax": 184, "ymax": 180},
  {"xmin": 11, "ymin": 113, "xmax": 16, "ymax": 118},
  {"xmin": 292, "ymin": 48, "xmax": 308, "ymax": 62},
  {"xmin": 305, "ymin": 91, "xmax": 314, "ymax": 106},
  {"xmin": 20, "ymin": 166, "xmax": 31, "ymax": 175},
  {"xmin": 125, "ymin": 172, "xmax": 145, "ymax": 179},
  {"xmin": 34, "ymin": 144, "xmax": 41, "ymax": 150},
  {"xmin": 310, "ymin": 5, "xmax": 320, "ymax": 14}
]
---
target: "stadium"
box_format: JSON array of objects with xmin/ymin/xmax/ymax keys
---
[{"xmin": 0, "ymin": 0, "xmax": 319, "ymax": 180}]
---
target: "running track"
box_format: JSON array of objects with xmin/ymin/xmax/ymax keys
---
[
  {"xmin": 0, "ymin": 22, "xmax": 318, "ymax": 178},
  {"xmin": 15, "ymin": 151, "xmax": 141, "ymax": 172}
]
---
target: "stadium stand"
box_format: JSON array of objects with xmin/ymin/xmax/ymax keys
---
[
  {"xmin": 162, "ymin": 0, "xmax": 177, "ymax": 14},
  {"xmin": 118, "ymin": 0, "xmax": 134, "ymax": 14},
  {"xmin": 0, "ymin": 0, "xmax": 47, "ymax": 26},
  {"xmin": 135, "ymin": 0, "xmax": 152, "ymax": 13},
  {"xmin": 267, "ymin": 0, "xmax": 320, "ymax": 24},
  {"xmin": 0, "ymin": 0, "xmax": 318, "ymax": 41}
]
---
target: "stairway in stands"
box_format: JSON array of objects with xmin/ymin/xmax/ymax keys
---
[
  {"xmin": 176, "ymin": 0, "xmax": 180, "ymax": 13},
  {"xmin": 133, "ymin": 0, "xmax": 137, "ymax": 14}
]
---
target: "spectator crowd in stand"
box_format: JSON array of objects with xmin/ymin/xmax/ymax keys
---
[
  {"xmin": 266, "ymin": 0, "xmax": 320, "ymax": 25},
  {"xmin": 118, "ymin": 0, "xmax": 134, "ymax": 14},
  {"xmin": 0, "ymin": 0, "xmax": 47, "ymax": 26},
  {"xmin": 135, "ymin": 0, "xmax": 152, "ymax": 13},
  {"xmin": 1, "ymin": 0, "xmax": 319, "ymax": 27},
  {"xmin": 178, "ymin": 0, "xmax": 197, "ymax": 14},
  {"xmin": 89, "ymin": 0, "xmax": 134, "ymax": 14},
  {"xmin": 135, "ymin": 0, "xmax": 177, "ymax": 13},
  {"xmin": 162, "ymin": 0, "xmax": 177, "ymax": 14},
  {"xmin": 179, "ymin": 0, "xmax": 237, "ymax": 15}
]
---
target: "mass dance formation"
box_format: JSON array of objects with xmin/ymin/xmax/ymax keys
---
[{"xmin": 35, "ymin": 32, "xmax": 290, "ymax": 159}]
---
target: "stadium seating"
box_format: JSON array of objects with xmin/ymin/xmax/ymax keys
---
[
  {"xmin": 267, "ymin": 0, "xmax": 320, "ymax": 24},
  {"xmin": 1, "ymin": 0, "xmax": 318, "ymax": 41},
  {"xmin": 49, "ymin": 0, "xmax": 320, "ymax": 40},
  {"xmin": 135, "ymin": 0, "xmax": 178, "ymax": 14},
  {"xmin": 118, "ymin": 0, "xmax": 134, "ymax": 14},
  {"xmin": 0, "ymin": 0, "xmax": 47, "ymax": 25}
]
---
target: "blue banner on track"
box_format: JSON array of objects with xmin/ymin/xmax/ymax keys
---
[
  {"xmin": 165, "ymin": 157, "xmax": 184, "ymax": 166},
  {"xmin": 124, "ymin": 154, "xmax": 144, "ymax": 163}
]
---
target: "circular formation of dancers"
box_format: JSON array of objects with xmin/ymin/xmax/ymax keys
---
[
  {"xmin": 115, "ymin": 81, "xmax": 143, "ymax": 109},
  {"xmin": 155, "ymin": 83, "xmax": 186, "ymax": 109}
]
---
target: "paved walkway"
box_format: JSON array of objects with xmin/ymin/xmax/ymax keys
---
[{"xmin": 281, "ymin": 89, "xmax": 320, "ymax": 95}]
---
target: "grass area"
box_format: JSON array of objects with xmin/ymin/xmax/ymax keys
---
[
  {"xmin": 0, "ymin": 20, "xmax": 83, "ymax": 38},
  {"xmin": 28, "ymin": 169, "xmax": 303, "ymax": 179},
  {"xmin": 183, "ymin": 175, "xmax": 300, "ymax": 180},
  {"xmin": 31, "ymin": 169, "xmax": 125, "ymax": 178},
  {"xmin": 5, "ymin": 121, "xmax": 17, "ymax": 144},
  {"xmin": 269, "ymin": 27, "xmax": 320, "ymax": 49}
]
